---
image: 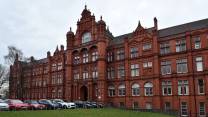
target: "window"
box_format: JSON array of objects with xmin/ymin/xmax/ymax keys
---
[
  {"xmin": 117, "ymin": 49, "xmax": 125, "ymax": 60},
  {"xmin": 196, "ymin": 57, "xmax": 203, "ymax": 71},
  {"xmin": 107, "ymin": 67, "xmax": 115, "ymax": 79},
  {"xmin": 194, "ymin": 36, "xmax": 201, "ymax": 49},
  {"xmin": 133, "ymin": 102, "xmax": 139, "ymax": 109},
  {"xmin": 107, "ymin": 52, "xmax": 113, "ymax": 62},
  {"xmin": 178, "ymin": 80, "xmax": 189, "ymax": 95},
  {"xmin": 52, "ymin": 63, "xmax": 56, "ymax": 71},
  {"xmin": 83, "ymin": 52, "xmax": 89, "ymax": 63},
  {"xmin": 176, "ymin": 39, "xmax": 186, "ymax": 52},
  {"xmin": 73, "ymin": 70, "xmax": 79, "ymax": 79},
  {"xmin": 199, "ymin": 102, "xmax": 206, "ymax": 116},
  {"xmin": 181, "ymin": 102, "xmax": 188, "ymax": 116},
  {"xmin": 92, "ymin": 51, "xmax": 98, "ymax": 62},
  {"xmin": 143, "ymin": 61, "xmax": 152, "ymax": 68},
  {"xmin": 131, "ymin": 64, "xmax": 139, "ymax": 77},
  {"xmin": 118, "ymin": 65, "xmax": 125, "ymax": 78},
  {"xmin": 146, "ymin": 103, "xmax": 152, "ymax": 109},
  {"xmin": 162, "ymin": 81, "xmax": 172, "ymax": 95},
  {"xmin": 82, "ymin": 32, "xmax": 91, "ymax": 43},
  {"xmin": 52, "ymin": 89, "xmax": 56, "ymax": 98},
  {"xmin": 144, "ymin": 82, "xmax": 153, "ymax": 96},
  {"xmin": 132, "ymin": 83, "xmax": 140, "ymax": 96},
  {"xmin": 130, "ymin": 47, "xmax": 138, "ymax": 58},
  {"xmin": 74, "ymin": 56, "xmax": 80, "ymax": 64},
  {"xmin": 160, "ymin": 42, "xmax": 170, "ymax": 54},
  {"xmin": 82, "ymin": 68, "xmax": 88, "ymax": 79},
  {"xmin": 57, "ymin": 62, "xmax": 63, "ymax": 70},
  {"xmin": 176, "ymin": 59, "xmax": 188, "ymax": 73},
  {"xmin": 118, "ymin": 84, "xmax": 125, "ymax": 96},
  {"xmin": 198, "ymin": 79, "xmax": 205, "ymax": 94},
  {"xmin": 165, "ymin": 102, "xmax": 171, "ymax": 111},
  {"xmin": 57, "ymin": 89, "xmax": 62, "ymax": 98},
  {"xmin": 92, "ymin": 66, "xmax": 98, "ymax": 79},
  {"xmin": 108, "ymin": 86, "xmax": 115, "ymax": 97},
  {"xmin": 143, "ymin": 43, "xmax": 152, "ymax": 50},
  {"xmin": 161, "ymin": 61, "xmax": 171, "ymax": 75}
]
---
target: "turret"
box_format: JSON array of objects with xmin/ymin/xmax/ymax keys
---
[
  {"xmin": 97, "ymin": 16, "xmax": 106, "ymax": 36},
  {"xmin": 66, "ymin": 27, "xmax": 75, "ymax": 49}
]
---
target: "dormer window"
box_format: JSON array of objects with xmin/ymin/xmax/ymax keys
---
[{"xmin": 82, "ymin": 32, "xmax": 91, "ymax": 43}]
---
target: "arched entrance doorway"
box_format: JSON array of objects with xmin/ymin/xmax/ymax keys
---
[{"xmin": 80, "ymin": 86, "xmax": 88, "ymax": 101}]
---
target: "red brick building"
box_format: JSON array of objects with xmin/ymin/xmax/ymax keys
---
[{"xmin": 9, "ymin": 6, "xmax": 208, "ymax": 116}]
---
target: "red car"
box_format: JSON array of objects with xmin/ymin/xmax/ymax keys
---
[
  {"xmin": 24, "ymin": 100, "xmax": 46, "ymax": 110},
  {"xmin": 5, "ymin": 99, "xmax": 30, "ymax": 110}
]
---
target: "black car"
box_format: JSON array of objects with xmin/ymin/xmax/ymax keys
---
[
  {"xmin": 74, "ymin": 101, "xmax": 85, "ymax": 108},
  {"xmin": 38, "ymin": 99, "xmax": 59, "ymax": 110}
]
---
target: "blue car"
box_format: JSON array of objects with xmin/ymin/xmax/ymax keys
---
[{"xmin": 38, "ymin": 99, "xmax": 59, "ymax": 110}]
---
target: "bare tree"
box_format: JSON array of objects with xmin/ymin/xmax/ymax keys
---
[
  {"xmin": 4, "ymin": 46, "xmax": 24, "ymax": 65},
  {"xmin": 0, "ymin": 64, "xmax": 6, "ymax": 86}
]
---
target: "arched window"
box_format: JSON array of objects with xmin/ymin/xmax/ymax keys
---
[
  {"xmin": 144, "ymin": 82, "xmax": 153, "ymax": 96},
  {"xmin": 118, "ymin": 84, "xmax": 125, "ymax": 96},
  {"xmin": 108, "ymin": 85, "xmax": 115, "ymax": 97},
  {"xmin": 83, "ymin": 51, "xmax": 89, "ymax": 63},
  {"xmin": 132, "ymin": 83, "xmax": 140, "ymax": 96},
  {"xmin": 82, "ymin": 32, "xmax": 91, "ymax": 43}
]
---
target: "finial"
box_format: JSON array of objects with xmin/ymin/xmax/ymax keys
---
[
  {"xmin": 138, "ymin": 20, "xmax": 141, "ymax": 26},
  {"xmin": 70, "ymin": 27, "xmax": 72, "ymax": 32},
  {"xmin": 100, "ymin": 16, "xmax": 102, "ymax": 20},
  {"xmin": 85, "ymin": 4, "xmax": 87, "ymax": 9}
]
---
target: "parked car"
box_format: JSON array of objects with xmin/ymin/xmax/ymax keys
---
[
  {"xmin": 38, "ymin": 99, "xmax": 59, "ymax": 110},
  {"xmin": 50, "ymin": 100, "xmax": 62, "ymax": 109},
  {"xmin": 24, "ymin": 100, "xmax": 46, "ymax": 110},
  {"xmin": 84, "ymin": 101, "xmax": 93, "ymax": 108},
  {"xmin": 0, "ymin": 99, "xmax": 9, "ymax": 111},
  {"xmin": 52, "ymin": 99, "xmax": 76, "ymax": 109},
  {"xmin": 74, "ymin": 101, "xmax": 85, "ymax": 108},
  {"xmin": 67, "ymin": 102, "xmax": 76, "ymax": 109},
  {"xmin": 5, "ymin": 99, "xmax": 29, "ymax": 110}
]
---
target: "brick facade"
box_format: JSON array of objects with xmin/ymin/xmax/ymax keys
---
[{"xmin": 9, "ymin": 6, "xmax": 208, "ymax": 116}]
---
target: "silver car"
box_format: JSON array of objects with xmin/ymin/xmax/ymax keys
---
[{"xmin": 0, "ymin": 99, "xmax": 9, "ymax": 111}]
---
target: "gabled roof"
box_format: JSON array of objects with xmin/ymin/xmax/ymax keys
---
[{"xmin": 108, "ymin": 18, "xmax": 208, "ymax": 45}]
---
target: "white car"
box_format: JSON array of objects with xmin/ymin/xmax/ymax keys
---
[
  {"xmin": 53, "ymin": 99, "xmax": 75, "ymax": 109},
  {"xmin": 0, "ymin": 99, "xmax": 9, "ymax": 111}
]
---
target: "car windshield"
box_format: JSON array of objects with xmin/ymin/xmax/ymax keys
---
[
  {"xmin": 11, "ymin": 100, "xmax": 23, "ymax": 104},
  {"xmin": 31, "ymin": 100, "xmax": 38, "ymax": 104},
  {"xmin": 54, "ymin": 100, "xmax": 63, "ymax": 103},
  {"xmin": 0, "ymin": 100, "xmax": 5, "ymax": 103}
]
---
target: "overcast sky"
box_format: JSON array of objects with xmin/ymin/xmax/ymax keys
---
[{"xmin": 0, "ymin": 0, "xmax": 207, "ymax": 65}]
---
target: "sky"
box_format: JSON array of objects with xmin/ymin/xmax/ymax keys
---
[{"xmin": 0, "ymin": 0, "xmax": 207, "ymax": 65}]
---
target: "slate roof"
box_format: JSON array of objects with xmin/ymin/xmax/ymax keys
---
[
  {"xmin": 158, "ymin": 18, "xmax": 208, "ymax": 38},
  {"xmin": 109, "ymin": 18, "xmax": 208, "ymax": 45}
]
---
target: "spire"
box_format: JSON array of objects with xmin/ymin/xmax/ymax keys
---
[
  {"xmin": 55, "ymin": 45, "xmax": 59, "ymax": 53},
  {"xmin": 70, "ymin": 27, "xmax": 72, "ymax": 32},
  {"xmin": 138, "ymin": 20, "xmax": 141, "ymax": 27}
]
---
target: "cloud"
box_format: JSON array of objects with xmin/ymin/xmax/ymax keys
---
[{"xmin": 0, "ymin": 0, "xmax": 207, "ymax": 64}]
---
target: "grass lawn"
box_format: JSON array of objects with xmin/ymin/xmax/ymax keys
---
[{"xmin": 0, "ymin": 108, "xmax": 175, "ymax": 117}]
